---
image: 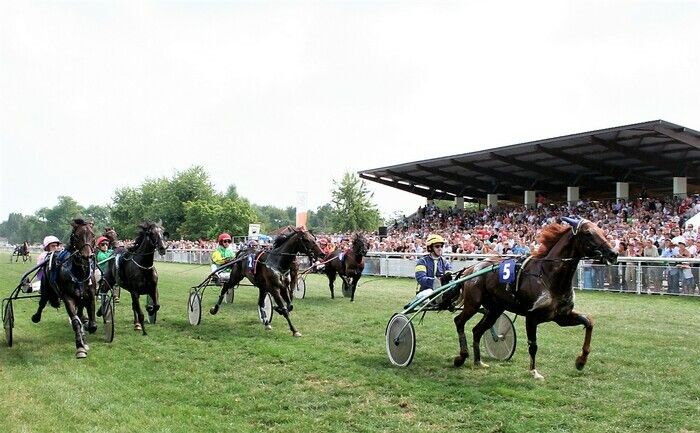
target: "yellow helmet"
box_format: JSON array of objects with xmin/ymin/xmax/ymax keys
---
[{"xmin": 426, "ymin": 234, "xmax": 445, "ymax": 249}]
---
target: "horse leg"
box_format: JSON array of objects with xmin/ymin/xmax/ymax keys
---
[
  {"xmin": 471, "ymin": 308, "xmax": 505, "ymax": 368},
  {"xmin": 279, "ymin": 279, "xmax": 294, "ymax": 312},
  {"xmin": 453, "ymin": 303, "xmax": 480, "ymax": 367},
  {"xmin": 64, "ymin": 297, "xmax": 89, "ymax": 358},
  {"xmin": 84, "ymin": 281, "xmax": 98, "ymax": 335},
  {"xmin": 270, "ymin": 285, "xmax": 301, "ymax": 337},
  {"xmin": 350, "ymin": 274, "xmax": 360, "ymax": 302},
  {"xmin": 553, "ymin": 310, "xmax": 594, "ymax": 371},
  {"xmin": 211, "ymin": 269, "xmax": 243, "ymax": 315},
  {"xmin": 327, "ymin": 272, "xmax": 336, "ymax": 299},
  {"xmin": 258, "ymin": 289, "xmax": 273, "ymax": 330},
  {"xmin": 31, "ymin": 288, "xmax": 49, "ymax": 323},
  {"xmin": 525, "ymin": 316, "xmax": 544, "ymax": 380},
  {"xmin": 131, "ymin": 292, "xmax": 147, "ymax": 335}
]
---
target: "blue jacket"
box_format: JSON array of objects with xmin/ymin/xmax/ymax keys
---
[{"xmin": 415, "ymin": 254, "xmax": 452, "ymax": 292}]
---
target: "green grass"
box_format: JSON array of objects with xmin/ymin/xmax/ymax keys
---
[{"xmin": 1, "ymin": 254, "xmax": 698, "ymax": 433}]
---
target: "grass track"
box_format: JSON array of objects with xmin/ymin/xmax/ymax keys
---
[{"xmin": 1, "ymin": 255, "xmax": 698, "ymax": 433}]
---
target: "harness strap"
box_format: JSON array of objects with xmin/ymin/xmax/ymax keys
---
[{"xmin": 515, "ymin": 256, "xmax": 533, "ymax": 293}]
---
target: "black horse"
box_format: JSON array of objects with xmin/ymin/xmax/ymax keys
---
[
  {"xmin": 102, "ymin": 221, "xmax": 167, "ymax": 335},
  {"xmin": 31, "ymin": 219, "xmax": 97, "ymax": 359},
  {"xmin": 210, "ymin": 227, "xmax": 323, "ymax": 336},
  {"xmin": 453, "ymin": 217, "xmax": 618, "ymax": 380},
  {"xmin": 322, "ymin": 233, "xmax": 368, "ymax": 301}
]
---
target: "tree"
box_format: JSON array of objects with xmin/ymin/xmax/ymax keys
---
[
  {"xmin": 308, "ymin": 204, "xmax": 334, "ymax": 233},
  {"xmin": 329, "ymin": 172, "xmax": 381, "ymax": 232},
  {"xmin": 36, "ymin": 196, "xmax": 86, "ymax": 241}
]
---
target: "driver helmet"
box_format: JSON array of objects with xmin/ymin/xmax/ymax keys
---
[
  {"xmin": 217, "ymin": 233, "xmax": 232, "ymax": 245},
  {"xmin": 425, "ymin": 234, "xmax": 445, "ymax": 251},
  {"xmin": 95, "ymin": 236, "xmax": 110, "ymax": 247},
  {"xmin": 319, "ymin": 238, "xmax": 329, "ymax": 246},
  {"xmin": 42, "ymin": 235, "xmax": 61, "ymax": 251},
  {"xmin": 248, "ymin": 239, "xmax": 259, "ymax": 247}
]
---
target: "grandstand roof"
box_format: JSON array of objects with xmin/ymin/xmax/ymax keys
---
[{"xmin": 359, "ymin": 120, "xmax": 700, "ymax": 203}]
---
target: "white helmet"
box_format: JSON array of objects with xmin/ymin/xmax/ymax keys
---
[{"xmin": 42, "ymin": 235, "xmax": 61, "ymax": 251}]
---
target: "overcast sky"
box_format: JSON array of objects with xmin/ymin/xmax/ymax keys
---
[{"xmin": 1, "ymin": 1, "xmax": 698, "ymax": 223}]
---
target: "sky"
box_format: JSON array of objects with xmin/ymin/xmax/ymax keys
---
[{"xmin": 1, "ymin": 1, "xmax": 699, "ymax": 223}]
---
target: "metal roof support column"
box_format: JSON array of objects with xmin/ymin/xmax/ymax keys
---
[
  {"xmin": 673, "ymin": 177, "xmax": 687, "ymax": 199},
  {"xmin": 454, "ymin": 196, "xmax": 464, "ymax": 210},
  {"xmin": 567, "ymin": 187, "xmax": 579, "ymax": 206},
  {"xmin": 616, "ymin": 182, "xmax": 629, "ymax": 202},
  {"xmin": 524, "ymin": 190, "xmax": 536, "ymax": 209},
  {"xmin": 487, "ymin": 194, "xmax": 499, "ymax": 208}
]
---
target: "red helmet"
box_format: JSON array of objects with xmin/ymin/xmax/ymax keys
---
[
  {"xmin": 217, "ymin": 233, "xmax": 232, "ymax": 244},
  {"xmin": 319, "ymin": 238, "xmax": 329, "ymax": 245},
  {"xmin": 96, "ymin": 236, "xmax": 110, "ymax": 246}
]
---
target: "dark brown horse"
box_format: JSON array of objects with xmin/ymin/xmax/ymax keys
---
[
  {"xmin": 209, "ymin": 227, "xmax": 323, "ymax": 336},
  {"xmin": 31, "ymin": 219, "xmax": 97, "ymax": 358},
  {"xmin": 102, "ymin": 222, "xmax": 167, "ymax": 335},
  {"xmin": 10, "ymin": 241, "xmax": 30, "ymax": 262},
  {"xmin": 322, "ymin": 233, "xmax": 368, "ymax": 301},
  {"xmin": 453, "ymin": 217, "xmax": 617, "ymax": 380}
]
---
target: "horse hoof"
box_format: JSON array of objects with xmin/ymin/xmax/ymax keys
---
[
  {"xmin": 134, "ymin": 323, "xmax": 142, "ymax": 331},
  {"xmin": 474, "ymin": 361, "xmax": 489, "ymax": 369},
  {"xmin": 530, "ymin": 369, "xmax": 545, "ymax": 380},
  {"xmin": 31, "ymin": 314, "xmax": 41, "ymax": 323},
  {"xmin": 575, "ymin": 356, "xmax": 587, "ymax": 371},
  {"xmin": 210, "ymin": 306, "xmax": 219, "ymax": 315},
  {"xmin": 114, "ymin": 297, "xmax": 120, "ymax": 304},
  {"xmin": 265, "ymin": 324, "xmax": 272, "ymax": 331},
  {"xmin": 76, "ymin": 348, "xmax": 88, "ymax": 359},
  {"xmin": 293, "ymin": 331, "xmax": 302, "ymax": 337},
  {"xmin": 453, "ymin": 356, "xmax": 466, "ymax": 367}
]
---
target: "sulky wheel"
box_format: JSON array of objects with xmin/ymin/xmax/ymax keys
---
[
  {"xmin": 103, "ymin": 298, "xmax": 115, "ymax": 343},
  {"xmin": 258, "ymin": 293, "xmax": 275, "ymax": 325},
  {"xmin": 224, "ymin": 287, "xmax": 234, "ymax": 304},
  {"xmin": 294, "ymin": 276, "xmax": 306, "ymax": 300},
  {"xmin": 187, "ymin": 292, "xmax": 202, "ymax": 326},
  {"xmin": 342, "ymin": 280, "xmax": 352, "ymax": 298},
  {"xmin": 482, "ymin": 313, "xmax": 517, "ymax": 361},
  {"xmin": 147, "ymin": 295, "xmax": 157, "ymax": 324},
  {"xmin": 4, "ymin": 301, "xmax": 14, "ymax": 347},
  {"xmin": 385, "ymin": 313, "xmax": 416, "ymax": 367}
]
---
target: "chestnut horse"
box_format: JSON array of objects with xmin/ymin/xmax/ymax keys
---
[{"xmin": 453, "ymin": 217, "xmax": 617, "ymax": 380}]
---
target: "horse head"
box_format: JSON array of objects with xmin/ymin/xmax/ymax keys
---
[
  {"xmin": 69, "ymin": 219, "xmax": 95, "ymax": 258},
  {"xmin": 351, "ymin": 233, "xmax": 368, "ymax": 257},
  {"xmin": 293, "ymin": 228, "xmax": 324, "ymax": 262},
  {"xmin": 136, "ymin": 221, "xmax": 168, "ymax": 256},
  {"xmin": 561, "ymin": 217, "xmax": 617, "ymax": 265}
]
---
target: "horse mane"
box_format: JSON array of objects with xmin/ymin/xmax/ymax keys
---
[
  {"xmin": 273, "ymin": 229, "xmax": 296, "ymax": 248},
  {"xmin": 128, "ymin": 221, "xmax": 154, "ymax": 252},
  {"xmin": 533, "ymin": 223, "xmax": 570, "ymax": 258}
]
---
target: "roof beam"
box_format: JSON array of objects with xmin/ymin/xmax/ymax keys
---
[
  {"xmin": 488, "ymin": 152, "xmax": 580, "ymax": 186},
  {"xmin": 448, "ymin": 159, "xmax": 556, "ymax": 192},
  {"xmin": 590, "ymin": 135, "xmax": 684, "ymax": 176},
  {"xmin": 359, "ymin": 173, "xmax": 450, "ymax": 200},
  {"xmin": 415, "ymin": 163, "xmax": 519, "ymax": 195},
  {"xmin": 385, "ymin": 170, "xmax": 486, "ymax": 199},
  {"xmin": 653, "ymin": 125, "xmax": 700, "ymax": 148},
  {"xmin": 536, "ymin": 144, "xmax": 666, "ymax": 186}
]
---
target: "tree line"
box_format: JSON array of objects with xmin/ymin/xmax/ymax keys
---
[{"xmin": 0, "ymin": 166, "xmax": 382, "ymax": 245}]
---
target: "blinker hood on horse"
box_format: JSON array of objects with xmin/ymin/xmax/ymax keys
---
[{"xmin": 453, "ymin": 216, "xmax": 617, "ymax": 380}]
